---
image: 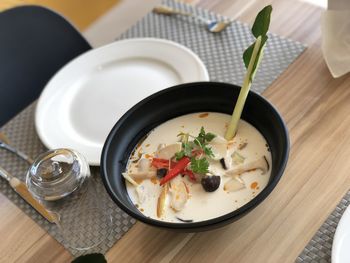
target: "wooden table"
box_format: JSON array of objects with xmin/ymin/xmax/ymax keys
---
[{"xmin": 2, "ymin": 0, "xmax": 348, "ymax": 262}]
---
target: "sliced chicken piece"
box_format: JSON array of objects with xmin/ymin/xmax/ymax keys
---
[
  {"xmin": 128, "ymin": 170, "xmax": 156, "ymax": 180},
  {"xmin": 157, "ymin": 184, "xmax": 168, "ymax": 218},
  {"xmin": 225, "ymin": 156, "xmax": 269, "ymax": 177},
  {"xmin": 157, "ymin": 143, "xmax": 166, "ymax": 151},
  {"xmin": 224, "ymin": 178, "xmax": 246, "ymax": 192},
  {"xmin": 136, "ymin": 185, "xmax": 146, "ymax": 203},
  {"xmin": 138, "ymin": 158, "xmax": 151, "ymax": 172},
  {"xmin": 156, "ymin": 143, "xmax": 182, "ymax": 159},
  {"xmin": 169, "ymin": 176, "xmax": 189, "ymax": 211}
]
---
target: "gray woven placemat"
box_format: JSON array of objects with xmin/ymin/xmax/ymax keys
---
[
  {"xmin": 0, "ymin": 103, "xmax": 136, "ymax": 257},
  {"xmin": 0, "ymin": 0, "xmax": 306, "ymax": 258},
  {"xmin": 296, "ymin": 191, "xmax": 350, "ymax": 263},
  {"xmin": 119, "ymin": 0, "xmax": 306, "ymax": 93}
]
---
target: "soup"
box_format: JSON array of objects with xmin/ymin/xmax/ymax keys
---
[{"xmin": 123, "ymin": 112, "xmax": 271, "ymax": 222}]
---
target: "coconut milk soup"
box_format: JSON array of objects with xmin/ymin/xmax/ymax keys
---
[{"xmin": 123, "ymin": 112, "xmax": 271, "ymax": 223}]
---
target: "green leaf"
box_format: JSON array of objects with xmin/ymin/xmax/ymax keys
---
[
  {"xmin": 205, "ymin": 132, "xmax": 216, "ymax": 142},
  {"xmin": 183, "ymin": 142, "xmax": 193, "ymax": 156},
  {"xmin": 251, "ymin": 5, "xmax": 272, "ymax": 38},
  {"xmin": 190, "ymin": 157, "xmax": 209, "ymax": 174},
  {"xmin": 177, "ymin": 132, "xmax": 189, "ymax": 143},
  {"xmin": 199, "ymin": 127, "xmax": 206, "ymax": 138},
  {"xmin": 175, "ymin": 142, "xmax": 194, "ymax": 160},
  {"xmin": 175, "ymin": 151, "xmax": 185, "ymax": 160},
  {"xmin": 195, "ymin": 127, "xmax": 216, "ymax": 146},
  {"xmin": 72, "ymin": 253, "xmax": 107, "ymax": 263},
  {"xmin": 195, "ymin": 127, "xmax": 206, "ymax": 146},
  {"xmin": 243, "ymin": 35, "xmax": 267, "ymax": 68},
  {"xmin": 243, "ymin": 35, "xmax": 268, "ymax": 77},
  {"xmin": 203, "ymin": 146, "xmax": 215, "ymax": 158},
  {"xmin": 243, "ymin": 5, "xmax": 272, "ymax": 70}
]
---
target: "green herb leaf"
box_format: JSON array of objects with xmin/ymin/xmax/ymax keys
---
[
  {"xmin": 205, "ymin": 132, "xmax": 216, "ymax": 142},
  {"xmin": 177, "ymin": 132, "xmax": 189, "ymax": 143},
  {"xmin": 190, "ymin": 157, "xmax": 209, "ymax": 174},
  {"xmin": 203, "ymin": 146, "xmax": 214, "ymax": 158},
  {"xmin": 195, "ymin": 127, "xmax": 216, "ymax": 145},
  {"xmin": 176, "ymin": 128, "xmax": 216, "ymax": 163},
  {"xmin": 175, "ymin": 151, "xmax": 185, "ymax": 160},
  {"xmin": 243, "ymin": 35, "xmax": 268, "ymax": 78},
  {"xmin": 195, "ymin": 127, "xmax": 206, "ymax": 146},
  {"xmin": 72, "ymin": 253, "xmax": 107, "ymax": 263},
  {"xmin": 183, "ymin": 142, "xmax": 193, "ymax": 156},
  {"xmin": 175, "ymin": 142, "xmax": 194, "ymax": 160},
  {"xmin": 199, "ymin": 127, "xmax": 206, "ymax": 138},
  {"xmin": 243, "ymin": 5, "xmax": 271, "ymax": 70},
  {"xmin": 243, "ymin": 35, "xmax": 267, "ymax": 69},
  {"xmin": 252, "ymin": 5, "xmax": 272, "ymax": 38}
]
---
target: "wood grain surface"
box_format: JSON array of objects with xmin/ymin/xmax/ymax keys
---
[{"xmin": 1, "ymin": 0, "xmax": 347, "ymax": 262}]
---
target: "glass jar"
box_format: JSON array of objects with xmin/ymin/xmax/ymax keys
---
[{"xmin": 26, "ymin": 149, "xmax": 112, "ymax": 250}]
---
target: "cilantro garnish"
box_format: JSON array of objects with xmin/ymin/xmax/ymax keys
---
[
  {"xmin": 190, "ymin": 157, "xmax": 209, "ymax": 174},
  {"xmin": 203, "ymin": 145, "xmax": 214, "ymax": 158},
  {"xmin": 175, "ymin": 127, "xmax": 216, "ymax": 174},
  {"xmin": 194, "ymin": 127, "xmax": 216, "ymax": 147}
]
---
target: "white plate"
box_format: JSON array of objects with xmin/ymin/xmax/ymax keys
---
[
  {"xmin": 332, "ymin": 204, "xmax": 350, "ymax": 263},
  {"xmin": 35, "ymin": 38, "xmax": 209, "ymax": 165}
]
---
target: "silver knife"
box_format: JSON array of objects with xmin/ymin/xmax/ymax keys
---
[
  {"xmin": 0, "ymin": 166, "xmax": 56, "ymax": 223},
  {"xmin": 0, "ymin": 141, "xmax": 34, "ymax": 164}
]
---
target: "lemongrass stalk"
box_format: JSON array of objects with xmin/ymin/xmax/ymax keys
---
[{"xmin": 225, "ymin": 36, "xmax": 262, "ymax": 140}]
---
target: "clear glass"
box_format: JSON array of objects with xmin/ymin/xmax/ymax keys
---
[{"xmin": 26, "ymin": 149, "xmax": 112, "ymax": 250}]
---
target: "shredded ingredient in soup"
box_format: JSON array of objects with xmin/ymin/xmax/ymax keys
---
[{"xmin": 124, "ymin": 112, "xmax": 271, "ymax": 222}]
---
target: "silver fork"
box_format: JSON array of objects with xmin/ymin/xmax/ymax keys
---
[{"xmin": 153, "ymin": 5, "xmax": 233, "ymax": 33}]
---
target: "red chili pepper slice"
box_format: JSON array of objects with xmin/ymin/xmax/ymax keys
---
[
  {"xmin": 151, "ymin": 158, "xmax": 170, "ymax": 169},
  {"xmin": 151, "ymin": 158, "xmax": 176, "ymax": 169},
  {"xmin": 159, "ymin": 157, "xmax": 190, "ymax": 185},
  {"xmin": 182, "ymin": 169, "xmax": 196, "ymax": 182}
]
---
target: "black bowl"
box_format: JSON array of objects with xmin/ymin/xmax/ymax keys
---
[{"xmin": 100, "ymin": 81, "xmax": 289, "ymax": 232}]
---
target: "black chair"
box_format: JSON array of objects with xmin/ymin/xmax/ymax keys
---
[{"xmin": 0, "ymin": 6, "xmax": 92, "ymax": 127}]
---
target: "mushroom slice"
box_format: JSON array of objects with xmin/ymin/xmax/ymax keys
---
[
  {"xmin": 225, "ymin": 156, "xmax": 269, "ymax": 177},
  {"xmin": 156, "ymin": 143, "xmax": 182, "ymax": 159},
  {"xmin": 224, "ymin": 178, "xmax": 246, "ymax": 192},
  {"xmin": 169, "ymin": 176, "xmax": 189, "ymax": 212},
  {"xmin": 157, "ymin": 184, "xmax": 168, "ymax": 218},
  {"xmin": 136, "ymin": 185, "xmax": 146, "ymax": 203},
  {"xmin": 128, "ymin": 170, "xmax": 156, "ymax": 180}
]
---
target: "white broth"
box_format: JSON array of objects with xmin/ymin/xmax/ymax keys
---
[{"xmin": 124, "ymin": 112, "xmax": 271, "ymax": 222}]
